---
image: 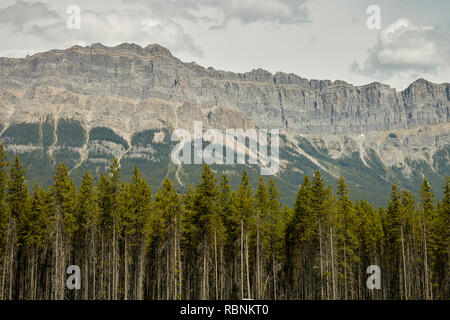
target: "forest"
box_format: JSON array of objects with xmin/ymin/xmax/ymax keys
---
[{"xmin": 0, "ymin": 143, "xmax": 448, "ymax": 300}]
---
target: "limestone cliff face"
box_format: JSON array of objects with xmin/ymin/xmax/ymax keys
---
[
  {"xmin": 0, "ymin": 43, "xmax": 448, "ymax": 204},
  {"xmin": 1, "ymin": 43, "xmax": 448, "ymax": 135}
]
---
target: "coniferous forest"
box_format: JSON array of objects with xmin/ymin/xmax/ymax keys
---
[{"xmin": 0, "ymin": 144, "xmax": 448, "ymax": 300}]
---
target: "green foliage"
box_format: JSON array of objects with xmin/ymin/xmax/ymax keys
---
[
  {"xmin": 89, "ymin": 127, "xmax": 129, "ymax": 149},
  {"xmin": 1, "ymin": 123, "xmax": 40, "ymax": 145},
  {"xmin": 0, "ymin": 144, "xmax": 9, "ymax": 252},
  {"xmin": 56, "ymin": 119, "xmax": 86, "ymax": 147},
  {"xmin": 0, "ymin": 156, "xmax": 448, "ymax": 300},
  {"xmin": 52, "ymin": 163, "xmax": 77, "ymax": 238}
]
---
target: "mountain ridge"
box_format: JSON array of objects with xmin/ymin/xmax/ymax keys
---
[{"xmin": 0, "ymin": 42, "xmax": 448, "ymax": 205}]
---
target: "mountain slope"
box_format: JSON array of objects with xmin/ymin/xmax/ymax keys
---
[{"xmin": 0, "ymin": 43, "xmax": 448, "ymax": 205}]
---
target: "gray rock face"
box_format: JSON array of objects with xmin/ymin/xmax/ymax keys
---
[
  {"xmin": 0, "ymin": 43, "xmax": 448, "ymax": 135},
  {"xmin": 0, "ymin": 43, "xmax": 448, "ymax": 204},
  {"xmin": 0, "ymin": 44, "xmax": 450, "ymax": 134}
]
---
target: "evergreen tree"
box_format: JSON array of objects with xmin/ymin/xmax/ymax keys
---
[
  {"xmin": 335, "ymin": 176, "xmax": 358, "ymax": 300},
  {"xmin": 96, "ymin": 158, "xmax": 122, "ymax": 299},
  {"xmin": 354, "ymin": 200, "xmax": 383, "ymax": 299},
  {"xmin": 52, "ymin": 163, "xmax": 76, "ymax": 299},
  {"xmin": 234, "ymin": 170, "xmax": 253, "ymax": 299},
  {"xmin": 254, "ymin": 176, "xmax": 268, "ymax": 299},
  {"xmin": 153, "ymin": 177, "xmax": 183, "ymax": 300},
  {"xmin": 420, "ymin": 177, "xmax": 449, "ymax": 299},
  {"xmin": 384, "ymin": 183, "xmax": 402, "ymax": 299},
  {"xmin": 262, "ymin": 178, "xmax": 284, "ymax": 299},
  {"xmin": 75, "ymin": 173, "xmax": 99, "ymax": 299},
  {"xmin": 120, "ymin": 166, "xmax": 152, "ymax": 300},
  {"xmin": 0, "ymin": 154, "xmax": 448, "ymax": 300},
  {"xmin": 285, "ymin": 175, "xmax": 314, "ymax": 299},
  {"xmin": 6, "ymin": 156, "xmax": 30, "ymax": 299},
  {"xmin": 418, "ymin": 178, "xmax": 435, "ymax": 299},
  {"xmin": 433, "ymin": 178, "xmax": 449, "ymax": 298},
  {"xmin": 0, "ymin": 144, "xmax": 8, "ymax": 299},
  {"xmin": 29, "ymin": 184, "xmax": 53, "ymax": 299},
  {"xmin": 218, "ymin": 174, "xmax": 238, "ymax": 299}
]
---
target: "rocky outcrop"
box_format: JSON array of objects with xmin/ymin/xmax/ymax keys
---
[
  {"xmin": 0, "ymin": 43, "xmax": 448, "ymax": 136},
  {"xmin": 0, "ymin": 43, "xmax": 448, "ymax": 204}
]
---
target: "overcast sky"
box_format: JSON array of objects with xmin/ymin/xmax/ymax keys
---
[{"xmin": 0, "ymin": 0, "xmax": 448, "ymax": 90}]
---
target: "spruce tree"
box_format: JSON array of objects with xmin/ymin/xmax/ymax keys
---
[
  {"xmin": 154, "ymin": 176, "xmax": 183, "ymax": 300},
  {"xmin": 234, "ymin": 170, "xmax": 253, "ymax": 299},
  {"xmin": 286, "ymin": 175, "xmax": 314, "ymax": 299},
  {"xmin": 0, "ymin": 144, "xmax": 8, "ymax": 299},
  {"xmin": 75, "ymin": 173, "xmax": 99, "ymax": 299},
  {"xmin": 6, "ymin": 156, "xmax": 30, "ymax": 299},
  {"xmin": 418, "ymin": 178, "xmax": 435, "ymax": 299},
  {"xmin": 335, "ymin": 176, "xmax": 358, "ymax": 300},
  {"xmin": 263, "ymin": 178, "xmax": 284, "ymax": 299},
  {"xmin": 52, "ymin": 163, "xmax": 76, "ymax": 300}
]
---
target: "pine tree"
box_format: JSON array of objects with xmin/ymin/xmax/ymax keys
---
[
  {"xmin": 52, "ymin": 163, "xmax": 76, "ymax": 300},
  {"xmin": 433, "ymin": 177, "xmax": 449, "ymax": 298},
  {"xmin": 29, "ymin": 184, "xmax": 53, "ymax": 299},
  {"xmin": 254, "ymin": 176, "xmax": 268, "ymax": 299},
  {"xmin": 425, "ymin": 178, "xmax": 448, "ymax": 299},
  {"xmin": 234, "ymin": 170, "xmax": 253, "ymax": 299},
  {"xmin": 120, "ymin": 166, "xmax": 152, "ymax": 300},
  {"xmin": 0, "ymin": 144, "xmax": 8, "ymax": 299},
  {"xmin": 153, "ymin": 176, "xmax": 183, "ymax": 300},
  {"xmin": 354, "ymin": 200, "xmax": 383, "ymax": 299},
  {"xmin": 310, "ymin": 171, "xmax": 330, "ymax": 300},
  {"xmin": 75, "ymin": 173, "xmax": 99, "ymax": 299},
  {"xmin": 218, "ymin": 174, "xmax": 238, "ymax": 299},
  {"xmin": 262, "ymin": 178, "xmax": 284, "ymax": 299},
  {"xmin": 285, "ymin": 175, "xmax": 314, "ymax": 299},
  {"xmin": 97, "ymin": 159, "xmax": 122, "ymax": 299},
  {"xmin": 181, "ymin": 183, "xmax": 197, "ymax": 300},
  {"xmin": 384, "ymin": 183, "xmax": 402, "ymax": 299},
  {"xmin": 0, "ymin": 151, "xmax": 448, "ymax": 300},
  {"xmin": 418, "ymin": 178, "xmax": 435, "ymax": 299},
  {"xmin": 335, "ymin": 176, "xmax": 358, "ymax": 300},
  {"xmin": 193, "ymin": 165, "xmax": 222, "ymax": 300},
  {"xmin": 6, "ymin": 156, "xmax": 30, "ymax": 299}
]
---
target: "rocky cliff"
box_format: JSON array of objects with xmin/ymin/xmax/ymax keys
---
[{"xmin": 0, "ymin": 43, "xmax": 448, "ymax": 204}]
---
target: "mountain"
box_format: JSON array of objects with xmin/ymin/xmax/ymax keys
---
[{"xmin": 0, "ymin": 43, "xmax": 448, "ymax": 205}]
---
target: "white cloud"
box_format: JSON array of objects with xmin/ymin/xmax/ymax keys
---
[
  {"xmin": 0, "ymin": 0, "xmax": 60, "ymax": 32},
  {"xmin": 352, "ymin": 19, "xmax": 450, "ymax": 78},
  {"xmin": 0, "ymin": 1, "xmax": 202, "ymax": 58},
  {"xmin": 124, "ymin": 0, "xmax": 310, "ymax": 27}
]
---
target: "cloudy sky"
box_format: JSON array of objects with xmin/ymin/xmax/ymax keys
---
[{"xmin": 0, "ymin": 0, "xmax": 448, "ymax": 90}]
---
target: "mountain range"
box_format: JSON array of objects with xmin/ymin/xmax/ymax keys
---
[{"xmin": 0, "ymin": 43, "xmax": 448, "ymax": 205}]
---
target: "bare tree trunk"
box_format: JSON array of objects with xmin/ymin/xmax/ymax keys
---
[
  {"xmin": 0, "ymin": 218, "xmax": 10, "ymax": 299},
  {"xmin": 272, "ymin": 246, "xmax": 277, "ymax": 300},
  {"xmin": 113, "ymin": 213, "xmax": 117, "ymax": 300},
  {"xmin": 343, "ymin": 239, "xmax": 347, "ymax": 300},
  {"xmin": 319, "ymin": 219, "xmax": 324, "ymax": 300},
  {"xmin": 330, "ymin": 225, "xmax": 336, "ymax": 300},
  {"xmin": 256, "ymin": 210, "xmax": 260, "ymax": 300},
  {"xmin": 400, "ymin": 226, "xmax": 408, "ymax": 300},
  {"xmin": 92, "ymin": 227, "xmax": 96, "ymax": 300},
  {"xmin": 124, "ymin": 237, "xmax": 128, "ymax": 300},
  {"xmin": 245, "ymin": 232, "xmax": 250, "ymax": 300},
  {"xmin": 214, "ymin": 231, "xmax": 218, "ymax": 300},
  {"xmin": 423, "ymin": 224, "xmax": 430, "ymax": 300},
  {"xmin": 240, "ymin": 220, "xmax": 244, "ymax": 299}
]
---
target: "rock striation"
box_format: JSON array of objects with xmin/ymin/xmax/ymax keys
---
[{"xmin": 0, "ymin": 43, "xmax": 448, "ymax": 204}]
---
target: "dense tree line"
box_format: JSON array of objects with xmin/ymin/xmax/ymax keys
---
[{"xmin": 0, "ymin": 144, "xmax": 448, "ymax": 300}]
